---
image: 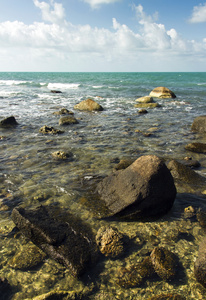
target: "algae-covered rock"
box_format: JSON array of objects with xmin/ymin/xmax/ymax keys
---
[
  {"xmin": 134, "ymin": 103, "xmax": 160, "ymax": 109},
  {"xmin": 39, "ymin": 125, "xmax": 64, "ymax": 135},
  {"xmin": 116, "ymin": 257, "xmax": 155, "ymax": 288},
  {"xmin": 51, "ymin": 151, "xmax": 73, "ymax": 160},
  {"xmin": 0, "ymin": 116, "xmax": 18, "ymax": 127},
  {"xmin": 150, "ymin": 247, "xmax": 177, "ymax": 280},
  {"xmin": 8, "ymin": 243, "xmax": 46, "ymax": 270},
  {"xmin": 59, "ymin": 116, "xmax": 79, "ymax": 126},
  {"xmin": 74, "ymin": 98, "xmax": 103, "ymax": 111},
  {"xmin": 185, "ymin": 142, "xmax": 206, "ymax": 154},
  {"xmin": 96, "ymin": 226, "xmax": 125, "ymax": 258},
  {"xmin": 11, "ymin": 206, "xmax": 99, "ymax": 277},
  {"xmin": 191, "ymin": 115, "xmax": 206, "ymax": 133},
  {"xmin": 149, "ymin": 87, "xmax": 176, "ymax": 99}
]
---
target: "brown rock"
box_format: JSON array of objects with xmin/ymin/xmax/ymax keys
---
[
  {"xmin": 191, "ymin": 115, "xmax": 206, "ymax": 133},
  {"xmin": 134, "ymin": 103, "xmax": 160, "ymax": 109},
  {"xmin": 149, "ymin": 87, "xmax": 176, "ymax": 98},
  {"xmin": 185, "ymin": 142, "xmax": 206, "ymax": 154},
  {"xmin": 135, "ymin": 96, "xmax": 154, "ymax": 103},
  {"xmin": 74, "ymin": 98, "xmax": 103, "ymax": 111},
  {"xmin": 194, "ymin": 236, "xmax": 206, "ymax": 288},
  {"xmin": 59, "ymin": 116, "xmax": 79, "ymax": 126}
]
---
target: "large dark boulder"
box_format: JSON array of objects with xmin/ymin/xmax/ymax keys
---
[
  {"xmin": 11, "ymin": 206, "xmax": 98, "ymax": 277},
  {"xmin": 96, "ymin": 155, "xmax": 176, "ymax": 220},
  {"xmin": 0, "ymin": 116, "xmax": 18, "ymax": 127},
  {"xmin": 191, "ymin": 115, "xmax": 206, "ymax": 133},
  {"xmin": 194, "ymin": 236, "xmax": 206, "ymax": 288}
]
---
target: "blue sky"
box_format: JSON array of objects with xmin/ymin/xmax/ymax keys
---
[{"xmin": 0, "ymin": 0, "xmax": 205, "ymax": 71}]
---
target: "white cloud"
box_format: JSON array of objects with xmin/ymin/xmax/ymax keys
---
[
  {"xmin": 83, "ymin": 0, "xmax": 121, "ymax": 9},
  {"xmin": 0, "ymin": 1, "xmax": 205, "ymax": 71},
  {"xmin": 189, "ymin": 3, "xmax": 206, "ymax": 23},
  {"xmin": 34, "ymin": 0, "xmax": 65, "ymax": 24}
]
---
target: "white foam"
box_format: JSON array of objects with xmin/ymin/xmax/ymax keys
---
[
  {"xmin": 48, "ymin": 83, "xmax": 80, "ymax": 90},
  {"xmin": 0, "ymin": 80, "xmax": 31, "ymax": 86}
]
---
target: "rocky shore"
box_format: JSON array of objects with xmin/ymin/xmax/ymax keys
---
[{"xmin": 0, "ymin": 87, "xmax": 206, "ymax": 300}]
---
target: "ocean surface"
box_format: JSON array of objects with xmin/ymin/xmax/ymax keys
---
[{"xmin": 0, "ymin": 72, "xmax": 206, "ymax": 299}]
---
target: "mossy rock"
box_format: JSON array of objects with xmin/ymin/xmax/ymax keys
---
[
  {"xmin": 185, "ymin": 142, "xmax": 206, "ymax": 154},
  {"xmin": 134, "ymin": 103, "xmax": 161, "ymax": 109},
  {"xmin": 39, "ymin": 125, "xmax": 64, "ymax": 135},
  {"xmin": 8, "ymin": 243, "xmax": 46, "ymax": 270},
  {"xmin": 135, "ymin": 96, "xmax": 154, "ymax": 103}
]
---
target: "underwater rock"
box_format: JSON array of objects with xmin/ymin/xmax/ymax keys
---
[
  {"xmin": 53, "ymin": 108, "xmax": 74, "ymax": 115},
  {"xmin": 59, "ymin": 116, "xmax": 79, "ymax": 126},
  {"xmin": 11, "ymin": 206, "xmax": 98, "ymax": 277},
  {"xmin": 150, "ymin": 247, "xmax": 177, "ymax": 280},
  {"xmin": 191, "ymin": 115, "xmax": 206, "ymax": 133},
  {"xmin": 196, "ymin": 208, "xmax": 206, "ymax": 229},
  {"xmin": 135, "ymin": 96, "xmax": 154, "ymax": 103},
  {"xmin": 0, "ymin": 116, "xmax": 18, "ymax": 127},
  {"xmin": 116, "ymin": 257, "xmax": 155, "ymax": 288},
  {"xmin": 74, "ymin": 98, "xmax": 103, "ymax": 111},
  {"xmin": 185, "ymin": 142, "xmax": 206, "ymax": 154},
  {"xmin": 147, "ymin": 294, "xmax": 186, "ymax": 300},
  {"xmin": 96, "ymin": 226, "xmax": 125, "ymax": 258},
  {"xmin": 39, "ymin": 125, "xmax": 64, "ymax": 135},
  {"xmin": 194, "ymin": 236, "xmax": 206, "ymax": 288},
  {"xmin": 8, "ymin": 242, "xmax": 46, "ymax": 270},
  {"xmin": 32, "ymin": 290, "xmax": 77, "ymax": 300},
  {"xmin": 149, "ymin": 87, "xmax": 176, "ymax": 98},
  {"xmin": 51, "ymin": 90, "xmax": 62, "ymax": 93},
  {"xmin": 96, "ymin": 155, "xmax": 176, "ymax": 220},
  {"xmin": 134, "ymin": 102, "xmax": 160, "ymax": 109},
  {"xmin": 51, "ymin": 151, "xmax": 73, "ymax": 160},
  {"xmin": 138, "ymin": 109, "xmax": 148, "ymax": 114}
]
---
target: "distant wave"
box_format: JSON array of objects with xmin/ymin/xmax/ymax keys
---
[
  {"xmin": 197, "ymin": 83, "xmax": 206, "ymax": 86},
  {"xmin": 47, "ymin": 83, "xmax": 80, "ymax": 90},
  {"xmin": 0, "ymin": 80, "xmax": 43, "ymax": 87}
]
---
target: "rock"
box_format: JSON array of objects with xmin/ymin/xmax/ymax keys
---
[
  {"xmin": 135, "ymin": 96, "xmax": 154, "ymax": 103},
  {"xmin": 134, "ymin": 103, "xmax": 160, "ymax": 109},
  {"xmin": 96, "ymin": 155, "xmax": 176, "ymax": 220},
  {"xmin": 150, "ymin": 247, "xmax": 177, "ymax": 280},
  {"xmin": 59, "ymin": 116, "xmax": 79, "ymax": 126},
  {"xmin": 8, "ymin": 243, "xmax": 46, "ymax": 270},
  {"xmin": 149, "ymin": 87, "xmax": 176, "ymax": 98},
  {"xmin": 167, "ymin": 160, "xmax": 205, "ymax": 186},
  {"xmin": 39, "ymin": 125, "xmax": 64, "ymax": 135},
  {"xmin": 113, "ymin": 159, "xmax": 134, "ymax": 171},
  {"xmin": 185, "ymin": 142, "xmax": 206, "ymax": 154},
  {"xmin": 96, "ymin": 226, "xmax": 125, "ymax": 258},
  {"xmin": 194, "ymin": 236, "xmax": 206, "ymax": 288},
  {"xmin": 138, "ymin": 109, "xmax": 148, "ymax": 114},
  {"xmin": 191, "ymin": 115, "xmax": 206, "ymax": 133},
  {"xmin": 184, "ymin": 206, "xmax": 196, "ymax": 219},
  {"xmin": 74, "ymin": 98, "xmax": 103, "ymax": 111},
  {"xmin": 196, "ymin": 208, "xmax": 206, "ymax": 229},
  {"xmin": 32, "ymin": 290, "xmax": 77, "ymax": 300},
  {"xmin": 182, "ymin": 157, "xmax": 201, "ymax": 168},
  {"xmin": 53, "ymin": 108, "xmax": 74, "ymax": 115},
  {"xmin": 51, "ymin": 90, "xmax": 62, "ymax": 93},
  {"xmin": 51, "ymin": 151, "xmax": 73, "ymax": 160},
  {"xmin": 0, "ymin": 116, "xmax": 18, "ymax": 127},
  {"xmin": 116, "ymin": 257, "xmax": 155, "ymax": 288},
  {"xmin": 0, "ymin": 277, "xmax": 13, "ymax": 299},
  {"xmin": 11, "ymin": 206, "xmax": 98, "ymax": 277},
  {"xmin": 147, "ymin": 294, "xmax": 186, "ymax": 300}
]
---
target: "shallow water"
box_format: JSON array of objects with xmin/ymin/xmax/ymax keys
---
[{"xmin": 0, "ymin": 72, "xmax": 206, "ymax": 299}]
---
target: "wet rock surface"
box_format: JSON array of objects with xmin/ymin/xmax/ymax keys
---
[
  {"xmin": 149, "ymin": 87, "xmax": 176, "ymax": 99},
  {"xmin": 74, "ymin": 98, "xmax": 104, "ymax": 111},
  {"xmin": 59, "ymin": 116, "xmax": 79, "ymax": 126},
  {"xmin": 194, "ymin": 236, "xmax": 206, "ymax": 288},
  {"xmin": 0, "ymin": 116, "xmax": 18, "ymax": 127},
  {"xmin": 185, "ymin": 142, "xmax": 206, "ymax": 154},
  {"xmin": 191, "ymin": 115, "xmax": 206, "ymax": 133},
  {"xmin": 11, "ymin": 206, "xmax": 99, "ymax": 277},
  {"xmin": 51, "ymin": 151, "xmax": 73, "ymax": 160},
  {"xmin": 97, "ymin": 155, "xmax": 176, "ymax": 220},
  {"xmin": 39, "ymin": 125, "xmax": 64, "ymax": 134},
  {"xmin": 53, "ymin": 108, "xmax": 74, "ymax": 115},
  {"xmin": 135, "ymin": 96, "xmax": 154, "ymax": 103},
  {"xmin": 134, "ymin": 102, "xmax": 160, "ymax": 109}
]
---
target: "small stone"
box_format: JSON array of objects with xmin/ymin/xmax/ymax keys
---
[
  {"xmin": 53, "ymin": 108, "xmax": 74, "ymax": 115},
  {"xmin": 138, "ymin": 109, "xmax": 148, "ymax": 114},
  {"xmin": 184, "ymin": 206, "xmax": 196, "ymax": 219},
  {"xmin": 51, "ymin": 151, "xmax": 73, "ymax": 160},
  {"xmin": 51, "ymin": 90, "xmax": 62, "ymax": 93},
  {"xmin": 39, "ymin": 125, "xmax": 64, "ymax": 135},
  {"xmin": 59, "ymin": 116, "xmax": 79, "ymax": 126}
]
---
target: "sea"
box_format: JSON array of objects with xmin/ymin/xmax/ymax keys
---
[{"xmin": 0, "ymin": 72, "xmax": 206, "ymax": 299}]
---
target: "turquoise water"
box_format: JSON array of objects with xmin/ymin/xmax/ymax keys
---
[{"xmin": 0, "ymin": 72, "xmax": 206, "ymax": 299}]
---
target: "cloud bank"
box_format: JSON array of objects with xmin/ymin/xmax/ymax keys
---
[
  {"xmin": 189, "ymin": 3, "xmax": 206, "ymax": 23},
  {"xmin": 0, "ymin": 0, "xmax": 205, "ymax": 71}
]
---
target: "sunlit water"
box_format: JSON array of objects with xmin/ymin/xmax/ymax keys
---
[{"xmin": 0, "ymin": 72, "xmax": 206, "ymax": 299}]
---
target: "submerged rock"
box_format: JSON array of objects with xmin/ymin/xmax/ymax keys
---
[
  {"xmin": 191, "ymin": 115, "xmax": 206, "ymax": 133},
  {"xmin": 134, "ymin": 102, "xmax": 160, "ymax": 109},
  {"xmin": 150, "ymin": 247, "xmax": 177, "ymax": 280},
  {"xmin": 194, "ymin": 236, "xmax": 206, "ymax": 288},
  {"xmin": 11, "ymin": 206, "xmax": 98, "ymax": 277},
  {"xmin": 149, "ymin": 87, "xmax": 176, "ymax": 98},
  {"xmin": 32, "ymin": 290, "xmax": 78, "ymax": 300},
  {"xmin": 196, "ymin": 208, "xmax": 206, "ymax": 229},
  {"xmin": 53, "ymin": 108, "xmax": 74, "ymax": 115},
  {"xmin": 0, "ymin": 116, "xmax": 18, "ymax": 127},
  {"xmin": 59, "ymin": 116, "xmax": 79, "ymax": 126},
  {"xmin": 96, "ymin": 155, "xmax": 176, "ymax": 220},
  {"xmin": 96, "ymin": 226, "xmax": 125, "ymax": 258},
  {"xmin": 8, "ymin": 243, "xmax": 46, "ymax": 270},
  {"xmin": 74, "ymin": 98, "xmax": 103, "ymax": 111},
  {"xmin": 39, "ymin": 125, "xmax": 64, "ymax": 135},
  {"xmin": 50, "ymin": 90, "xmax": 62, "ymax": 93},
  {"xmin": 138, "ymin": 109, "xmax": 148, "ymax": 114},
  {"xmin": 135, "ymin": 96, "xmax": 154, "ymax": 103},
  {"xmin": 51, "ymin": 151, "xmax": 73, "ymax": 160},
  {"xmin": 185, "ymin": 142, "xmax": 206, "ymax": 154}
]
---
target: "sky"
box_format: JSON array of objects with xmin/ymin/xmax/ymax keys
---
[{"xmin": 0, "ymin": 0, "xmax": 206, "ymax": 72}]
